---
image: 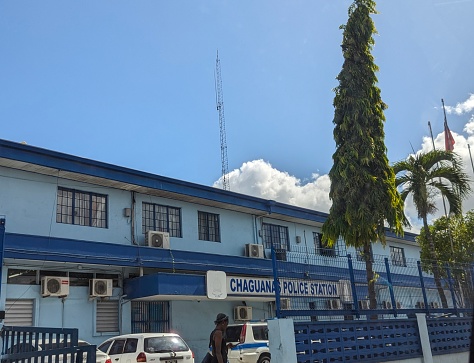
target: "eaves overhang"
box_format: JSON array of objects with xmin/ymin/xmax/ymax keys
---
[{"xmin": 0, "ymin": 138, "xmax": 327, "ymax": 227}]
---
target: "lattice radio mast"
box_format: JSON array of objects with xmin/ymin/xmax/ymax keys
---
[{"xmin": 215, "ymin": 50, "xmax": 230, "ymax": 191}]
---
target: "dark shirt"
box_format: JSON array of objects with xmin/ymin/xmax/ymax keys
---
[{"xmin": 210, "ymin": 329, "xmax": 227, "ymax": 363}]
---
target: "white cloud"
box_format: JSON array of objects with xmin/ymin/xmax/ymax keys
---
[
  {"xmin": 445, "ymin": 94, "xmax": 474, "ymax": 115},
  {"xmin": 215, "ymin": 95, "xmax": 474, "ymax": 235},
  {"xmin": 213, "ymin": 159, "xmax": 332, "ymax": 212}
]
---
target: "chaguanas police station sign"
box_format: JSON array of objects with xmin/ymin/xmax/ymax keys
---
[{"xmin": 227, "ymin": 276, "xmax": 339, "ymax": 298}]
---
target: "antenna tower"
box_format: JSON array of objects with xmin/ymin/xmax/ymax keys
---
[{"xmin": 215, "ymin": 50, "xmax": 230, "ymax": 190}]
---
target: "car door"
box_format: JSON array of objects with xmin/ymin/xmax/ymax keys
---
[{"xmin": 107, "ymin": 339, "xmax": 127, "ymax": 363}]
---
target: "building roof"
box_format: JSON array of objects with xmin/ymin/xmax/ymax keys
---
[{"xmin": 0, "ymin": 138, "xmax": 417, "ymax": 242}]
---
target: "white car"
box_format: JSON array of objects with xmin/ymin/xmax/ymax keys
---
[
  {"xmin": 226, "ymin": 322, "xmax": 270, "ymax": 363},
  {"xmin": 75, "ymin": 340, "xmax": 112, "ymax": 363},
  {"xmin": 98, "ymin": 333, "xmax": 194, "ymax": 363}
]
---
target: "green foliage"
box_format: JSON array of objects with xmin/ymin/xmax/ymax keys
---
[
  {"xmin": 417, "ymin": 211, "xmax": 474, "ymax": 273},
  {"xmin": 322, "ymin": 0, "xmax": 406, "ymax": 249},
  {"xmin": 393, "ymin": 149, "xmax": 471, "ymax": 307},
  {"xmin": 393, "ymin": 150, "xmax": 471, "ymax": 220}
]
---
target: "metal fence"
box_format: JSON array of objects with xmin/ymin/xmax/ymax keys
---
[
  {"xmin": 294, "ymin": 315, "xmax": 472, "ymax": 363},
  {"xmin": 0, "ymin": 326, "xmax": 96, "ymax": 363},
  {"xmin": 271, "ymin": 244, "xmax": 474, "ymax": 320}
]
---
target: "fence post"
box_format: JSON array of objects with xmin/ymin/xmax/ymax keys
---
[
  {"xmin": 384, "ymin": 257, "xmax": 397, "ymax": 317},
  {"xmin": 0, "ymin": 217, "xmax": 5, "ymax": 322},
  {"xmin": 415, "ymin": 313, "xmax": 434, "ymax": 363},
  {"xmin": 347, "ymin": 254, "xmax": 359, "ymax": 318},
  {"xmin": 445, "ymin": 263, "xmax": 458, "ymax": 315},
  {"xmin": 271, "ymin": 242, "xmax": 282, "ymax": 318},
  {"xmin": 417, "ymin": 261, "xmax": 429, "ymax": 313}
]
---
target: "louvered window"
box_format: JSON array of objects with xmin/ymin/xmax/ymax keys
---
[
  {"xmin": 5, "ymin": 299, "xmax": 34, "ymax": 326},
  {"xmin": 96, "ymin": 300, "xmax": 119, "ymax": 333}
]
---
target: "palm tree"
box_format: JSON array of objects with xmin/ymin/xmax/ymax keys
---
[{"xmin": 393, "ymin": 149, "xmax": 471, "ymax": 308}]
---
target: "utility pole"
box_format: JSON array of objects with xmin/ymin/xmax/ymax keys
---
[{"xmin": 215, "ymin": 50, "xmax": 230, "ymax": 191}]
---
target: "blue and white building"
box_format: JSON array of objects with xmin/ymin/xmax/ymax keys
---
[{"xmin": 0, "ymin": 138, "xmax": 422, "ymax": 359}]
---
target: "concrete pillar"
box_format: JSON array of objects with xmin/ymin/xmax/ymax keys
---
[
  {"xmin": 416, "ymin": 313, "xmax": 433, "ymax": 363},
  {"xmin": 268, "ymin": 318, "xmax": 297, "ymax": 363}
]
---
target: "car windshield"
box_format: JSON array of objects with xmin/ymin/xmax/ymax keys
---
[
  {"xmin": 144, "ymin": 336, "xmax": 188, "ymax": 353},
  {"xmin": 225, "ymin": 325, "xmax": 243, "ymax": 343}
]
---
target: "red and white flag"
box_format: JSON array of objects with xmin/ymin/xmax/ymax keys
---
[{"xmin": 444, "ymin": 120, "xmax": 455, "ymax": 151}]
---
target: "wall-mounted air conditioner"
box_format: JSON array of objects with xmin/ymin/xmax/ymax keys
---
[
  {"xmin": 234, "ymin": 306, "xmax": 252, "ymax": 321},
  {"xmin": 271, "ymin": 298, "xmax": 291, "ymax": 310},
  {"xmin": 147, "ymin": 231, "xmax": 170, "ymax": 249},
  {"xmin": 41, "ymin": 276, "xmax": 69, "ymax": 297},
  {"xmin": 280, "ymin": 298, "xmax": 291, "ymax": 310},
  {"xmin": 382, "ymin": 300, "xmax": 393, "ymax": 309},
  {"xmin": 245, "ymin": 244, "xmax": 264, "ymax": 258},
  {"xmin": 89, "ymin": 279, "xmax": 113, "ymax": 297},
  {"xmin": 326, "ymin": 299, "xmax": 341, "ymax": 310},
  {"xmin": 358, "ymin": 300, "xmax": 369, "ymax": 310},
  {"xmin": 415, "ymin": 301, "xmax": 426, "ymax": 309}
]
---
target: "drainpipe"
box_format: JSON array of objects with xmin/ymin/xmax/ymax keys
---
[
  {"xmin": 0, "ymin": 217, "xmax": 5, "ymax": 323},
  {"xmin": 131, "ymin": 192, "xmax": 136, "ymax": 245}
]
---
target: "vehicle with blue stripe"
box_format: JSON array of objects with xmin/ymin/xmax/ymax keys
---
[{"xmin": 226, "ymin": 322, "xmax": 270, "ymax": 363}]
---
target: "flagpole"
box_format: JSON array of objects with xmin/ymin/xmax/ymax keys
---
[
  {"xmin": 468, "ymin": 144, "xmax": 474, "ymax": 174},
  {"xmin": 428, "ymin": 120, "xmax": 448, "ymax": 218}
]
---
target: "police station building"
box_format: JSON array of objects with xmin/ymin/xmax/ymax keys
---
[{"xmin": 0, "ymin": 139, "xmax": 420, "ymax": 359}]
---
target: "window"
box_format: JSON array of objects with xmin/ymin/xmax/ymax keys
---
[
  {"xmin": 313, "ymin": 232, "xmax": 336, "ymax": 257},
  {"xmin": 56, "ymin": 187, "xmax": 107, "ymax": 228},
  {"xmin": 96, "ymin": 300, "xmax": 119, "ymax": 333},
  {"xmin": 142, "ymin": 202, "xmax": 182, "ymax": 237},
  {"xmin": 198, "ymin": 211, "xmax": 220, "ymax": 242},
  {"xmin": 5, "ymin": 299, "xmax": 34, "ymax": 326},
  {"xmin": 131, "ymin": 301, "xmax": 170, "ymax": 333},
  {"xmin": 108, "ymin": 340, "xmax": 126, "ymax": 355},
  {"xmin": 262, "ymin": 223, "xmax": 289, "ymax": 250},
  {"xmin": 356, "ymin": 245, "xmax": 373, "ymax": 262},
  {"xmin": 390, "ymin": 246, "xmax": 406, "ymax": 267},
  {"xmin": 252, "ymin": 326, "xmax": 269, "ymax": 341}
]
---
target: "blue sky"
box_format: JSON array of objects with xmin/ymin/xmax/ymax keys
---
[{"xmin": 1, "ymin": 0, "xmax": 473, "ymax": 231}]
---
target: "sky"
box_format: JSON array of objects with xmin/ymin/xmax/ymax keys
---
[{"xmin": 0, "ymin": 0, "xmax": 473, "ymax": 233}]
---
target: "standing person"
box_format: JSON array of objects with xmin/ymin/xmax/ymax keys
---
[{"xmin": 209, "ymin": 313, "xmax": 231, "ymax": 363}]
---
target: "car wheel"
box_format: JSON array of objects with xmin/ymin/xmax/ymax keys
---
[{"xmin": 257, "ymin": 354, "xmax": 271, "ymax": 363}]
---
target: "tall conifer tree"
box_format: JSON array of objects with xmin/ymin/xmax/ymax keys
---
[{"xmin": 322, "ymin": 0, "xmax": 406, "ymax": 311}]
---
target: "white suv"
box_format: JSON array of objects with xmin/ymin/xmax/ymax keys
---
[
  {"xmin": 98, "ymin": 333, "xmax": 194, "ymax": 363},
  {"xmin": 226, "ymin": 322, "xmax": 270, "ymax": 363}
]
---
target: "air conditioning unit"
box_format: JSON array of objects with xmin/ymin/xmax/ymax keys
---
[
  {"xmin": 382, "ymin": 300, "xmax": 393, "ymax": 309},
  {"xmin": 234, "ymin": 306, "xmax": 252, "ymax": 321},
  {"xmin": 41, "ymin": 276, "xmax": 69, "ymax": 297},
  {"xmin": 245, "ymin": 244, "xmax": 264, "ymax": 258},
  {"xmin": 430, "ymin": 301, "xmax": 439, "ymax": 309},
  {"xmin": 280, "ymin": 298, "xmax": 291, "ymax": 310},
  {"xmin": 326, "ymin": 299, "xmax": 341, "ymax": 310},
  {"xmin": 89, "ymin": 279, "xmax": 113, "ymax": 297},
  {"xmin": 358, "ymin": 300, "xmax": 369, "ymax": 310},
  {"xmin": 415, "ymin": 301, "xmax": 426, "ymax": 309},
  {"xmin": 147, "ymin": 231, "xmax": 170, "ymax": 249}
]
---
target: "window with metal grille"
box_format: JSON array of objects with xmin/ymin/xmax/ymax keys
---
[
  {"xmin": 262, "ymin": 223, "xmax": 289, "ymax": 250},
  {"xmin": 142, "ymin": 202, "xmax": 182, "ymax": 237},
  {"xmin": 56, "ymin": 187, "xmax": 107, "ymax": 228},
  {"xmin": 131, "ymin": 301, "xmax": 170, "ymax": 333},
  {"xmin": 96, "ymin": 300, "xmax": 119, "ymax": 333},
  {"xmin": 390, "ymin": 246, "xmax": 406, "ymax": 267},
  {"xmin": 198, "ymin": 211, "xmax": 220, "ymax": 242},
  {"xmin": 313, "ymin": 232, "xmax": 336, "ymax": 257},
  {"xmin": 5, "ymin": 299, "xmax": 34, "ymax": 326}
]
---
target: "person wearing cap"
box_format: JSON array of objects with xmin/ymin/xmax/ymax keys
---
[{"xmin": 209, "ymin": 313, "xmax": 232, "ymax": 363}]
